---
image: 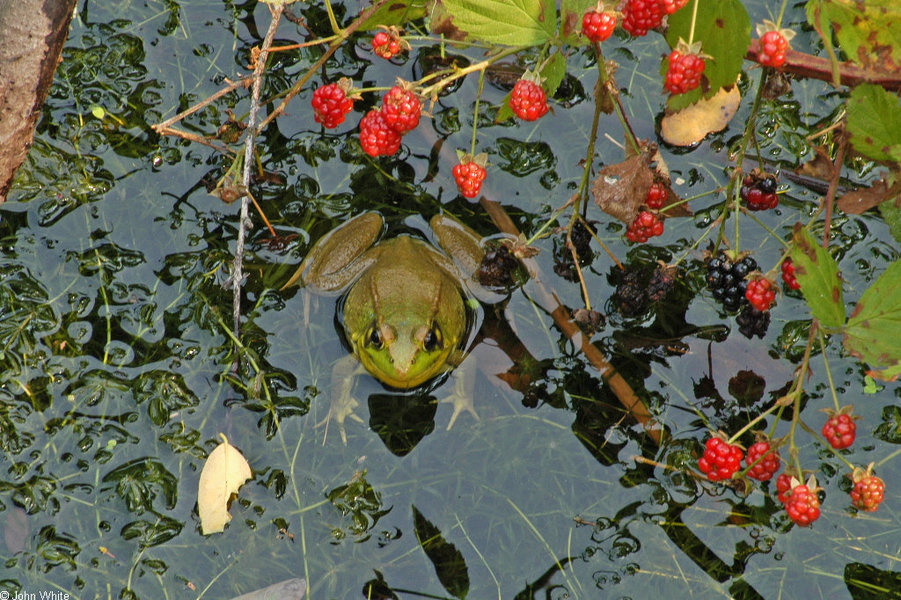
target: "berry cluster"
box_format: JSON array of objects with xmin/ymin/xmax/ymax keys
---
[
  {"xmin": 745, "ymin": 440, "xmax": 781, "ymax": 481},
  {"xmin": 311, "ymin": 81, "xmax": 356, "ymax": 129},
  {"xmin": 621, "ymin": 0, "xmax": 665, "ymax": 37},
  {"xmin": 706, "ymin": 251, "xmax": 757, "ymax": 312},
  {"xmin": 664, "ymin": 43, "xmax": 706, "ymax": 95},
  {"xmin": 581, "ymin": 7, "xmax": 617, "ymax": 43},
  {"xmin": 359, "ymin": 84, "xmax": 422, "ymax": 157},
  {"xmin": 745, "ymin": 277, "xmax": 776, "ymax": 312},
  {"xmin": 781, "ymin": 258, "xmax": 801, "ymax": 290},
  {"xmin": 755, "ymin": 21, "xmax": 795, "ymax": 68},
  {"xmin": 698, "ymin": 437, "xmax": 744, "ymax": 481},
  {"xmin": 822, "ymin": 407, "xmax": 858, "ymax": 450},
  {"xmin": 740, "ymin": 172, "xmax": 779, "ymax": 211},
  {"xmin": 510, "ymin": 78, "xmax": 549, "ymax": 121},
  {"xmin": 850, "ymin": 467, "xmax": 885, "ymax": 512},
  {"xmin": 372, "ymin": 30, "xmax": 404, "ymax": 59},
  {"xmin": 626, "ymin": 210, "xmax": 664, "ymax": 243},
  {"xmin": 736, "ymin": 306, "xmax": 770, "ymax": 339},
  {"xmin": 452, "ymin": 156, "xmax": 488, "ymax": 199},
  {"xmin": 646, "ymin": 182, "xmax": 666, "ymax": 210}
]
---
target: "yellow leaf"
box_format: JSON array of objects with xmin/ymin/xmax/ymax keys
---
[
  {"xmin": 661, "ymin": 85, "xmax": 741, "ymax": 147},
  {"xmin": 198, "ymin": 434, "xmax": 253, "ymax": 535}
]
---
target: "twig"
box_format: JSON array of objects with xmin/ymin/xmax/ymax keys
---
[
  {"xmin": 232, "ymin": 5, "xmax": 283, "ymax": 338},
  {"xmin": 152, "ymin": 77, "xmax": 252, "ymax": 131},
  {"xmin": 822, "ymin": 132, "xmax": 847, "ymax": 246}
]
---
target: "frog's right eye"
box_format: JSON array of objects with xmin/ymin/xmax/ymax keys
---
[{"xmin": 366, "ymin": 324, "xmax": 383, "ymax": 349}]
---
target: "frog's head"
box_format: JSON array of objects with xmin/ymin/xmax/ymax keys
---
[{"xmin": 352, "ymin": 319, "xmax": 455, "ymax": 388}]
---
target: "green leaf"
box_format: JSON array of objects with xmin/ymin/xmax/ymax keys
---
[
  {"xmin": 844, "ymin": 258, "xmax": 901, "ymax": 380},
  {"xmin": 434, "ymin": 0, "xmax": 556, "ymax": 46},
  {"xmin": 789, "ymin": 223, "xmax": 845, "ymax": 328},
  {"xmin": 846, "ymin": 84, "xmax": 901, "ymax": 164},
  {"xmin": 878, "ymin": 196, "xmax": 901, "ymax": 245},
  {"xmin": 412, "ymin": 505, "xmax": 469, "ymax": 599},
  {"xmin": 540, "ymin": 50, "xmax": 566, "ymax": 98},
  {"xmin": 665, "ymin": 0, "xmax": 750, "ymax": 110},
  {"xmin": 360, "ymin": 0, "xmax": 429, "ymax": 30},
  {"xmin": 806, "ymin": 0, "xmax": 901, "ymax": 74},
  {"xmin": 560, "ymin": 0, "xmax": 598, "ymax": 45}
]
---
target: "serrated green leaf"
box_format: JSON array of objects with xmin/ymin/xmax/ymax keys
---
[
  {"xmin": 806, "ymin": 0, "xmax": 901, "ymax": 74},
  {"xmin": 560, "ymin": 0, "xmax": 598, "ymax": 45},
  {"xmin": 360, "ymin": 0, "xmax": 429, "ymax": 30},
  {"xmin": 844, "ymin": 258, "xmax": 901, "ymax": 380},
  {"xmin": 540, "ymin": 51, "xmax": 566, "ymax": 98},
  {"xmin": 878, "ymin": 197, "xmax": 901, "ymax": 245},
  {"xmin": 412, "ymin": 505, "xmax": 469, "ymax": 599},
  {"xmin": 665, "ymin": 0, "xmax": 750, "ymax": 111},
  {"xmin": 846, "ymin": 84, "xmax": 901, "ymax": 164},
  {"xmin": 789, "ymin": 223, "xmax": 845, "ymax": 328},
  {"xmin": 435, "ymin": 0, "xmax": 556, "ymax": 46}
]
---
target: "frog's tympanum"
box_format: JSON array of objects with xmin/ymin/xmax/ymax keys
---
[{"xmin": 282, "ymin": 212, "xmax": 486, "ymax": 440}]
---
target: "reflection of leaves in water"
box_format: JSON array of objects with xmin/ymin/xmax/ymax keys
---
[
  {"xmin": 412, "ymin": 504, "xmax": 469, "ymax": 599},
  {"xmin": 101, "ymin": 458, "xmax": 178, "ymax": 514},
  {"xmin": 844, "ymin": 562, "xmax": 901, "ymax": 600},
  {"xmin": 874, "ymin": 405, "xmax": 901, "ymax": 444},
  {"xmin": 327, "ymin": 471, "xmax": 392, "ymax": 543}
]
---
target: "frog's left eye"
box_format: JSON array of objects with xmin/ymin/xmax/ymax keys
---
[
  {"xmin": 423, "ymin": 323, "xmax": 443, "ymax": 352},
  {"xmin": 366, "ymin": 324, "xmax": 383, "ymax": 349}
]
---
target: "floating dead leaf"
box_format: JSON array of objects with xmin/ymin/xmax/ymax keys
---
[
  {"xmin": 592, "ymin": 142, "xmax": 690, "ymax": 223},
  {"xmin": 796, "ymin": 147, "xmax": 835, "ymax": 181},
  {"xmin": 198, "ymin": 434, "xmax": 253, "ymax": 535},
  {"xmin": 837, "ymin": 178, "xmax": 901, "ymax": 215},
  {"xmin": 661, "ymin": 85, "xmax": 741, "ymax": 147}
]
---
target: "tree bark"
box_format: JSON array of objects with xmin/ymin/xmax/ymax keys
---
[{"xmin": 0, "ymin": 0, "xmax": 77, "ymax": 202}]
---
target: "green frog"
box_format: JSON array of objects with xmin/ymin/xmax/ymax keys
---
[{"xmin": 282, "ymin": 211, "xmax": 487, "ymax": 441}]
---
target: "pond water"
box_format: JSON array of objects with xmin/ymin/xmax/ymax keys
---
[{"xmin": 2, "ymin": 1, "xmax": 899, "ymax": 598}]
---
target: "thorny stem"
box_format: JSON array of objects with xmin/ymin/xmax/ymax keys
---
[
  {"xmin": 576, "ymin": 44, "xmax": 609, "ymax": 207},
  {"xmin": 787, "ymin": 322, "xmax": 818, "ymax": 478},
  {"xmin": 822, "ymin": 134, "xmax": 847, "ymax": 245},
  {"xmin": 233, "ymin": 4, "xmax": 282, "ymax": 338},
  {"xmin": 687, "ymin": 0, "xmax": 700, "ymax": 46},
  {"xmin": 419, "ymin": 46, "xmax": 523, "ymax": 99},
  {"xmin": 818, "ymin": 329, "xmax": 842, "ymax": 412},
  {"xmin": 471, "ymin": 68, "xmax": 486, "ymax": 156}
]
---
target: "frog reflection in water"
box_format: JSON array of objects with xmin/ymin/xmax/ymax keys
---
[{"xmin": 282, "ymin": 212, "xmax": 487, "ymax": 441}]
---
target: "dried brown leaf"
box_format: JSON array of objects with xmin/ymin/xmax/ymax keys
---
[
  {"xmin": 660, "ymin": 85, "xmax": 741, "ymax": 147},
  {"xmin": 837, "ymin": 179, "xmax": 901, "ymax": 215}
]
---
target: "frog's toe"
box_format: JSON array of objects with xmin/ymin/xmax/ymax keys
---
[
  {"xmin": 318, "ymin": 394, "xmax": 363, "ymax": 445},
  {"xmin": 442, "ymin": 394, "xmax": 479, "ymax": 430}
]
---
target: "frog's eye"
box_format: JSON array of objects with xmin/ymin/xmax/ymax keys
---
[
  {"xmin": 423, "ymin": 323, "xmax": 443, "ymax": 352},
  {"xmin": 366, "ymin": 324, "xmax": 383, "ymax": 349}
]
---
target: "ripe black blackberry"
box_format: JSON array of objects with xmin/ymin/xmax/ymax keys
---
[
  {"xmin": 478, "ymin": 244, "xmax": 519, "ymax": 289},
  {"xmin": 611, "ymin": 267, "xmax": 648, "ymax": 317},
  {"xmin": 553, "ymin": 220, "xmax": 597, "ymax": 282},
  {"xmin": 736, "ymin": 306, "xmax": 770, "ymax": 339},
  {"xmin": 706, "ymin": 252, "xmax": 757, "ymax": 313}
]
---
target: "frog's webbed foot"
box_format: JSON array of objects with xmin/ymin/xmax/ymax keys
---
[
  {"xmin": 441, "ymin": 359, "xmax": 479, "ymax": 430},
  {"xmin": 318, "ymin": 355, "xmax": 365, "ymax": 444}
]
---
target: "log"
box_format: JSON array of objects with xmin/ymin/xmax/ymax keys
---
[{"xmin": 0, "ymin": 0, "xmax": 77, "ymax": 202}]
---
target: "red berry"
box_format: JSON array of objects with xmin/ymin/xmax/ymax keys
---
[
  {"xmin": 758, "ymin": 30, "xmax": 789, "ymax": 68},
  {"xmin": 745, "ymin": 278, "xmax": 776, "ymax": 312},
  {"xmin": 509, "ymin": 79, "xmax": 549, "ymax": 121},
  {"xmin": 784, "ymin": 483, "xmax": 821, "ymax": 526},
  {"xmin": 381, "ymin": 85, "xmax": 421, "ymax": 134},
  {"xmin": 582, "ymin": 9, "xmax": 617, "ymax": 43},
  {"xmin": 621, "ymin": 0, "xmax": 665, "ymax": 36},
  {"xmin": 776, "ymin": 472, "xmax": 793, "ymax": 504},
  {"xmin": 646, "ymin": 182, "xmax": 666, "ymax": 210},
  {"xmin": 359, "ymin": 109, "xmax": 401, "ymax": 157},
  {"xmin": 740, "ymin": 174, "xmax": 779, "ymax": 210},
  {"xmin": 823, "ymin": 411, "xmax": 857, "ymax": 450},
  {"xmin": 311, "ymin": 82, "xmax": 355, "ymax": 129},
  {"xmin": 698, "ymin": 437, "xmax": 744, "ymax": 481},
  {"xmin": 660, "ymin": 0, "xmax": 688, "ymax": 14},
  {"xmin": 745, "ymin": 441, "xmax": 781, "ymax": 481},
  {"xmin": 453, "ymin": 161, "xmax": 487, "ymax": 199},
  {"xmin": 372, "ymin": 31, "xmax": 402, "ymax": 59},
  {"xmin": 664, "ymin": 48, "xmax": 706, "ymax": 95},
  {"xmin": 781, "ymin": 258, "xmax": 800, "ymax": 291},
  {"xmin": 850, "ymin": 472, "xmax": 885, "ymax": 512},
  {"xmin": 625, "ymin": 210, "xmax": 664, "ymax": 243}
]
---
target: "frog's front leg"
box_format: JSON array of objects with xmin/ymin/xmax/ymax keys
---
[
  {"xmin": 318, "ymin": 354, "xmax": 367, "ymax": 444},
  {"xmin": 440, "ymin": 353, "xmax": 479, "ymax": 430}
]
